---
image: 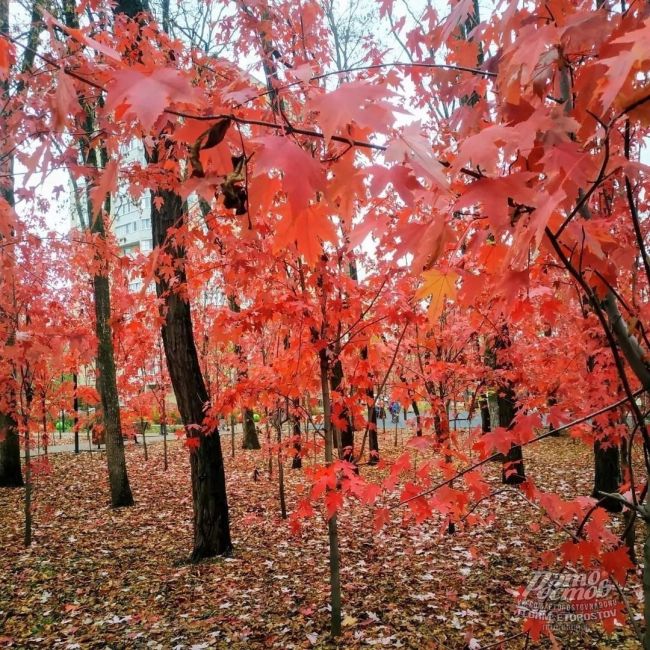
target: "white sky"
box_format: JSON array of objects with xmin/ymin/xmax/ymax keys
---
[{"xmin": 11, "ymin": 2, "xmax": 649, "ymax": 241}]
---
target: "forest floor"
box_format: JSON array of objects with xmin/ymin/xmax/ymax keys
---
[{"xmin": 0, "ymin": 429, "xmax": 644, "ymax": 649}]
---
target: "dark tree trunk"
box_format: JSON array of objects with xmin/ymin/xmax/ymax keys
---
[
  {"xmin": 318, "ymin": 347, "xmax": 342, "ymax": 637},
  {"xmin": 368, "ymin": 400, "xmax": 379, "ymax": 465},
  {"xmin": 585, "ymin": 352, "xmax": 622, "ymax": 512},
  {"xmin": 63, "ymin": 0, "xmax": 133, "ymax": 509},
  {"xmin": 433, "ymin": 408, "xmax": 450, "ymax": 445},
  {"xmin": 114, "ymin": 0, "xmax": 149, "ymax": 18},
  {"xmin": 412, "ymin": 400, "xmax": 422, "ymax": 437},
  {"xmin": 479, "ymin": 394, "xmax": 491, "ymax": 433},
  {"xmin": 359, "ymin": 346, "xmax": 379, "ymax": 464},
  {"xmin": 276, "ymin": 418, "xmax": 287, "ymax": 519},
  {"xmin": 151, "ymin": 187, "xmax": 231, "ymax": 560},
  {"xmin": 330, "ymin": 357, "xmax": 355, "ymax": 464},
  {"xmin": 620, "ymin": 437, "xmax": 636, "ymax": 563},
  {"xmin": 592, "ymin": 439, "xmax": 622, "ymax": 513},
  {"xmin": 0, "ymin": 0, "xmax": 36, "ymax": 489},
  {"xmin": 497, "ymin": 382, "xmax": 525, "ymax": 485},
  {"xmin": 291, "ymin": 398, "xmax": 302, "ymax": 469},
  {"xmin": 84, "ymin": 159, "xmax": 133, "ymax": 502},
  {"xmin": 486, "ymin": 328, "xmax": 525, "ymax": 483},
  {"xmin": 226, "ymin": 296, "xmax": 261, "ymax": 451},
  {"xmin": 73, "ymin": 372, "xmax": 80, "ymax": 454},
  {"xmin": 93, "ymin": 269, "xmax": 135, "ymax": 506},
  {"xmin": 547, "ymin": 392, "xmax": 561, "ymax": 436},
  {"xmin": 242, "ymin": 409, "xmax": 261, "ymax": 450},
  {"xmin": 341, "ymin": 419, "xmax": 355, "ymax": 462},
  {"xmin": 0, "ymin": 412, "xmax": 23, "ymax": 488},
  {"xmin": 21, "ymin": 374, "xmax": 33, "ymax": 546}
]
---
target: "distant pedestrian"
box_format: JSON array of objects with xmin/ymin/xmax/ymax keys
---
[{"xmin": 389, "ymin": 401, "xmax": 400, "ymax": 424}]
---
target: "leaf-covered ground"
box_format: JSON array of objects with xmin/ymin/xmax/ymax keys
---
[{"xmin": 0, "ymin": 431, "xmax": 643, "ymax": 649}]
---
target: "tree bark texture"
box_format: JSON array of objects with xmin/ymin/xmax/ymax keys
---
[
  {"xmin": 496, "ymin": 381, "xmax": 526, "ymax": 485},
  {"xmin": 151, "ymin": 187, "xmax": 231, "ymax": 560},
  {"xmin": 227, "ymin": 296, "xmax": 261, "ymax": 450},
  {"xmin": 591, "ymin": 439, "xmax": 622, "ymax": 513},
  {"xmin": 330, "ymin": 357, "xmax": 354, "ymax": 463},
  {"xmin": 0, "ymin": 412, "xmax": 22, "ymax": 488},
  {"xmin": 493, "ymin": 331, "xmax": 525, "ymax": 485},
  {"xmin": 319, "ymin": 348, "xmax": 342, "ymax": 637},
  {"xmin": 94, "ymin": 270, "xmax": 134, "ymax": 507},
  {"xmin": 242, "ymin": 409, "xmax": 261, "ymax": 450},
  {"xmin": 63, "ymin": 0, "xmax": 134, "ymax": 508}
]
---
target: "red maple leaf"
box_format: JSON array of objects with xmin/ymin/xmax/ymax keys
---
[
  {"xmin": 273, "ymin": 203, "xmax": 337, "ymax": 266},
  {"xmin": 324, "ymin": 490, "xmax": 343, "ymax": 520},
  {"xmin": 601, "ymin": 547, "xmax": 633, "ymax": 584},
  {"xmin": 105, "ymin": 65, "xmax": 200, "ymax": 131},
  {"xmin": 307, "ymin": 81, "xmax": 394, "ymax": 145},
  {"xmin": 253, "ymin": 135, "xmax": 325, "ymax": 215},
  {"xmin": 89, "ymin": 159, "xmax": 119, "ymax": 217},
  {"xmin": 373, "ymin": 507, "xmax": 390, "ymax": 533}
]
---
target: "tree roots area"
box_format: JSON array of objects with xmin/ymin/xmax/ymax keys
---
[{"xmin": 0, "ymin": 434, "xmax": 643, "ymax": 649}]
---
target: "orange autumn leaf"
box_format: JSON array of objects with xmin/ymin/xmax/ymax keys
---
[{"xmin": 415, "ymin": 269, "xmax": 458, "ymax": 320}]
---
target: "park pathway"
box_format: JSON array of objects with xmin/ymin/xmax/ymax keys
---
[{"xmin": 23, "ymin": 411, "xmax": 482, "ymax": 457}]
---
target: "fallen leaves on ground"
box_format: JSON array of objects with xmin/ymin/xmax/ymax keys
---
[{"xmin": 0, "ymin": 431, "xmax": 643, "ymax": 649}]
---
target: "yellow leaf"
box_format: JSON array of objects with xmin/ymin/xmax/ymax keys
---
[
  {"xmin": 342, "ymin": 615, "xmax": 358, "ymax": 627},
  {"xmin": 415, "ymin": 269, "xmax": 458, "ymax": 320}
]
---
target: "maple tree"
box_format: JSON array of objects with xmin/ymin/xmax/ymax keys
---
[{"xmin": 1, "ymin": 0, "xmax": 650, "ymax": 646}]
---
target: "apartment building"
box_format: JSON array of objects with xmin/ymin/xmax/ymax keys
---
[{"xmin": 69, "ymin": 141, "xmax": 152, "ymax": 291}]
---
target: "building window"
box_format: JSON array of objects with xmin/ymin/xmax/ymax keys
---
[
  {"xmin": 141, "ymin": 239, "xmax": 152, "ymax": 251},
  {"xmin": 140, "ymin": 218, "xmax": 151, "ymax": 231}
]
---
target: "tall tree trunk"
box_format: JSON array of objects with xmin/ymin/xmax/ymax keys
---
[
  {"xmin": 496, "ymin": 381, "xmax": 525, "ymax": 485},
  {"xmin": 479, "ymin": 394, "xmax": 491, "ymax": 433},
  {"xmin": 586, "ymin": 351, "xmax": 622, "ymax": 512},
  {"xmin": 621, "ymin": 436, "xmax": 636, "ymax": 563},
  {"xmin": 276, "ymin": 416, "xmax": 287, "ymax": 519},
  {"xmin": 40, "ymin": 393, "xmax": 47, "ymax": 454},
  {"xmin": 330, "ymin": 357, "xmax": 354, "ymax": 463},
  {"xmin": 433, "ymin": 404, "xmax": 450, "ymax": 445},
  {"xmin": 319, "ymin": 348, "xmax": 342, "ymax": 637},
  {"xmin": 140, "ymin": 414, "xmax": 148, "ymax": 460},
  {"xmin": 230, "ymin": 414, "xmax": 236, "ymax": 459},
  {"xmin": 494, "ymin": 330, "xmax": 525, "ymax": 485},
  {"xmin": 349, "ymin": 261, "xmax": 379, "ymax": 464},
  {"xmin": 0, "ymin": 412, "xmax": 22, "ymax": 487},
  {"xmin": 160, "ymin": 350, "xmax": 169, "ymax": 471},
  {"xmin": 546, "ymin": 389, "xmax": 561, "ymax": 436},
  {"xmin": 0, "ymin": 0, "xmax": 34, "ymax": 489},
  {"xmin": 412, "ymin": 400, "xmax": 422, "ymax": 437},
  {"xmin": 63, "ymin": 0, "xmax": 133, "ymax": 508},
  {"xmin": 592, "ymin": 439, "xmax": 622, "ymax": 513},
  {"xmin": 93, "ymin": 266, "xmax": 135, "ymax": 506},
  {"xmin": 23, "ymin": 420, "xmax": 32, "ymax": 545},
  {"xmin": 151, "ymin": 187, "xmax": 231, "ymax": 560},
  {"xmin": 367, "ymin": 394, "xmax": 379, "ymax": 465},
  {"xmin": 73, "ymin": 372, "xmax": 80, "ymax": 454},
  {"xmin": 226, "ymin": 295, "xmax": 261, "ymax": 450},
  {"xmin": 359, "ymin": 347, "xmax": 379, "ymax": 464},
  {"xmin": 242, "ymin": 408, "xmax": 260, "ymax": 450},
  {"xmin": 291, "ymin": 397, "xmax": 302, "ymax": 469},
  {"xmin": 22, "ymin": 373, "xmax": 33, "ymax": 546},
  {"xmin": 266, "ymin": 411, "xmax": 272, "ymax": 478}
]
